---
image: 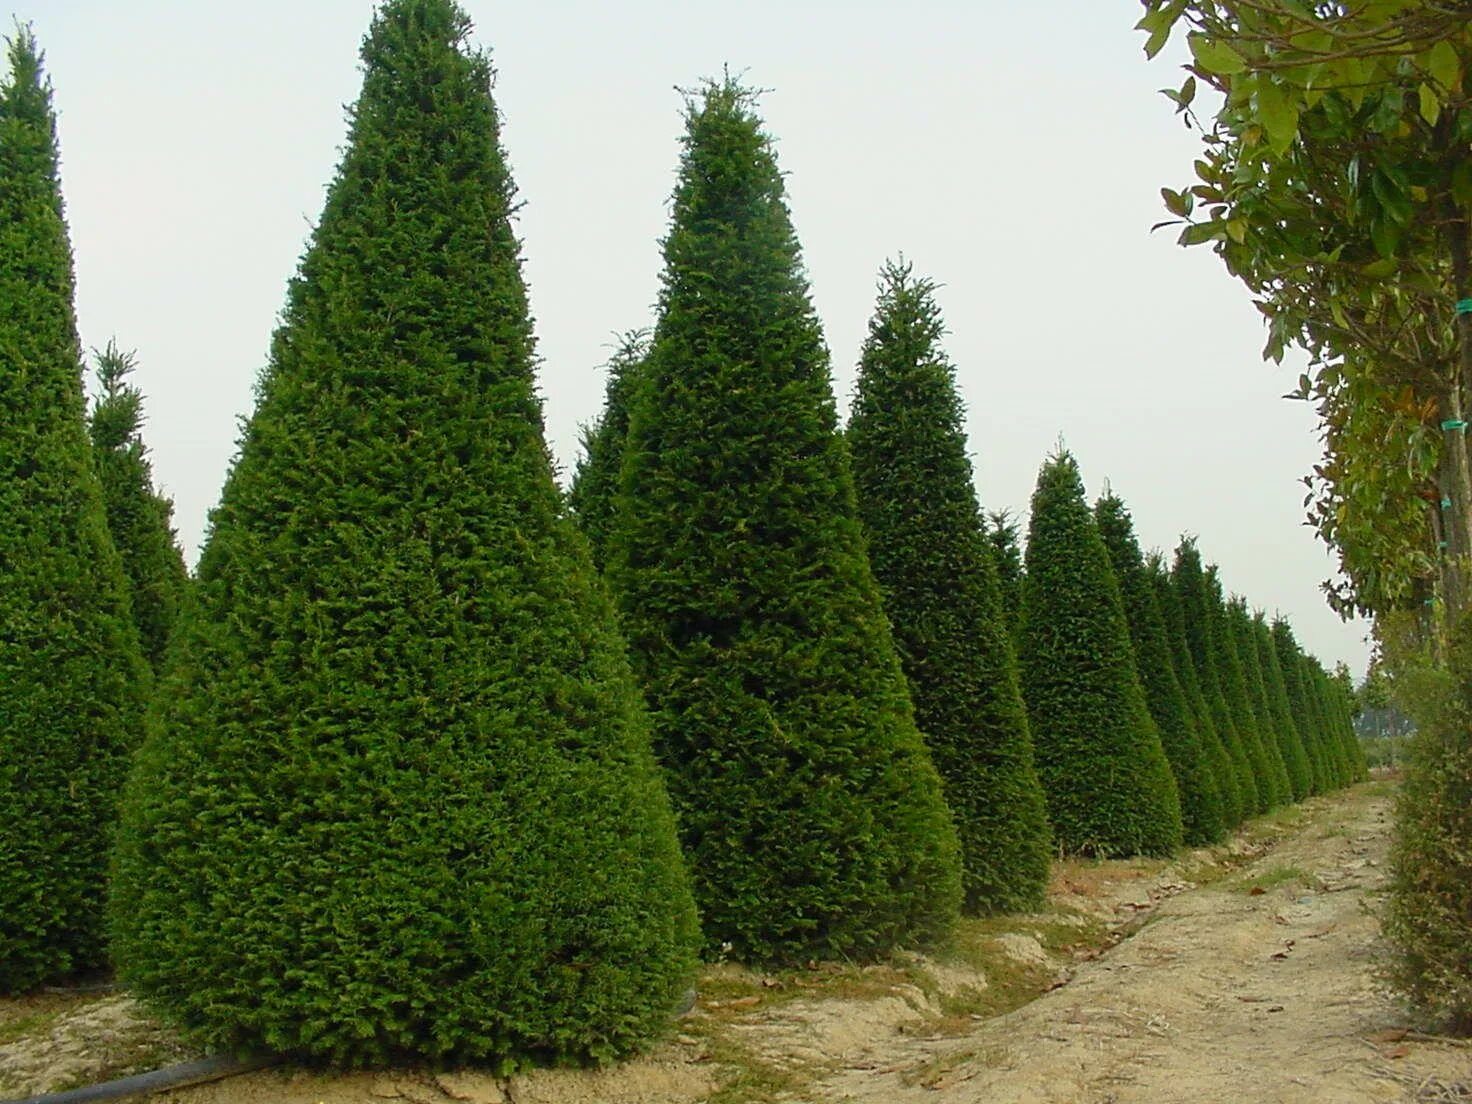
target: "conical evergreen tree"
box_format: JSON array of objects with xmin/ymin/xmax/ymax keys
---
[
  {"xmin": 1225, "ymin": 595, "xmax": 1292, "ymax": 807},
  {"xmin": 1149, "ymin": 554, "xmax": 1243, "ymax": 829},
  {"xmin": 89, "ymin": 341, "xmax": 190, "ymax": 672},
  {"xmin": 1208, "ymin": 570, "xmax": 1286, "ymax": 811},
  {"xmin": 568, "ymin": 330, "xmax": 648, "ymax": 572},
  {"xmin": 1095, "ymin": 493, "xmax": 1223, "ymax": 845},
  {"xmin": 1018, "ymin": 451, "xmax": 1182, "ymax": 856},
  {"xmin": 986, "ymin": 509, "xmax": 1025, "ymax": 647},
  {"xmin": 607, "ymin": 81, "xmax": 961, "ymax": 962},
  {"xmin": 110, "ymin": 2, "xmax": 699, "ymax": 1066},
  {"xmin": 1274, "ymin": 618, "xmax": 1331, "ymax": 795},
  {"xmin": 1252, "ymin": 613, "xmax": 1312, "ymax": 802},
  {"xmin": 1174, "ymin": 541, "xmax": 1258, "ymax": 821},
  {"xmin": 0, "ymin": 30, "xmax": 147, "ymax": 994},
  {"xmin": 847, "ymin": 260, "xmax": 1050, "ymax": 914},
  {"xmin": 1332, "ymin": 661, "xmax": 1369, "ymax": 782}
]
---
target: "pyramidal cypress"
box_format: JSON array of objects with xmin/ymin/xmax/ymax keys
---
[
  {"xmin": 1251, "ymin": 612, "xmax": 1312, "ymax": 802},
  {"xmin": 1095, "ymin": 493, "xmax": 1223, "ymax": 845},
  {"xmin": 0, "ymin": 29, "xmax": 148, "ymax": 993},
  {"xmin": 847, "ymin": 260, "xmax": 1051, "ymax": 914},
  {"xmin": 88, "ymin": 341, "xmax": 190, "ymax": 672},
  {"xmin": 1225, "ymin": 595, "xmax": 1292, "ymax": 807},
  {"xmin": 1274, "ymin": 617, "xmax": 1331, "ymax": 795},
  {"xmin": 986, "ymin": 509, "xmax": 1025, "ymax": 647},
  {"xmin": 608, "ymin": 82, "xmax": 961, "ymax": 962},
  {"xmin": 1174, "ymin": 541, "xmax": 1259, "ymax": 820},
  {"xmin": 1018, "ymin": 450, "xmax": 1182, "ymax": 856},
  {"xmin": 568, "ymin": 330, "xmax": 648, "ymax": 572},
  {"xmin": 1207, "ymin": 570, "xmax": 1283, "ymax": 811},
  {"xmin": 110, "ymin": 1, "xmax": 699, "ymax": 1065},
  {"xmin": 1149, "ymin": 554, "xmax": 1242, "ymax": 829}
]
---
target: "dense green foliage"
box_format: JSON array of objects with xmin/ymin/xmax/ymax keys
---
[
  {"xmin": 986, "ymin": 510, "xmax": 1025, "ymax": 646},
  {"xmin": 1173, "ymin": 542, "xmax": 1256, "ymax": 823},
  {"xmin": 1223, "ymin": 593, "xmax": 1292, "ymax": 808},
  {"xmin": 847, "ymin": 261, "xmax": 1050, "ymax": 914},
  {"xmin": 1096, "ymin": 494, "xmax": 1223, "ymax": 845},
  {"xmin": 608, "ymin": 81, "xmax": 960, "ymax": 962},
  {"xmin": 88, "ymin": 341, "xmax": 189, "ymax": 671},
  {"xmin": 568, "ymin": 331, "xmax": 647, "ymax": 572},
  {"xmin": 1275, "ymin": 619, "xmax": 1332, "ymax": 795},
  {"xmin": 1252, "ymin": 613, "xmax": 1312, "ymax": 802},
  {"xmin": 1149, "ymin": 554, "xmax": 1243, "ymax": 831},
  {"xmin": 1384, "ymin": 621, "xmax": 1472, "ymax": 1033},
  {"xmin": 1209, "ymin": 570, "xmax": 1288, "ymax": 811},
  {"xmin": 0, "ymin": 31, "xmax": 147, "ymax": 994},
  {"xmin": 1018, "ymin": 452, "xmax": 1182, "ymax": 856},
  {"xmin": 110, "ymin": 2, "xmax": 699, "ymax": 1066}
]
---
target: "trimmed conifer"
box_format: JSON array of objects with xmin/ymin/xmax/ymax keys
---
[
  {"xmin": 1149, "ymin": 554, "xmax": 1243, "ymax": 829},
  {"xmin": 1252, "ymin": 613, "xmax": 1312, "ymax": 802},
  {"xmin": 1095, "ymin": 493, "xmax": 1223, "ymax": 845},
  {"xmin": 89, "ymin": 341, "xmax": 189, "ymax": 672},
  {"xmin": 847, "ymin": 260, "xmax": 1050, "ymax": 914},
  {"xmin": 607, "ymin": 81, "xmax": 961, "ymax": 962},
  {"xmin": 1174, "ymin": 541, "xmax": 1258, "ymax": 821},
  {"xmin": 1225, "ymin": 596, "xmax": 1293, "ymax": 807},
  {"xmin": 1274, "ymin": 618, "xmax": 1332, "ymax": 795},
  {"xmin": 986, "ymin": 509, "xmax": 1025, "ymax": 646},
  {"xmin": 110, "ymin": 1, "xmax": 699, "ymax": 1066},
  {"xmin": 568, "ymin": 330, "xmax": 648, "ymax": 572},
  {"xmin": 0, "ymin": 30, "xmax": 147, "ymax": 994},
  {"xmin": 1208, "ymin": 571, "xmax": 1286, "ymax": 811},
  {"xmin": 1018, "ymin": 451, "xmax": 1182, "ymax": 856}
]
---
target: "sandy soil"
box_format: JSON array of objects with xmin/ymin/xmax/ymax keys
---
[
  {"xmin": 2, "ymin": 783, "xmax": 1467, "ymax": 1104},
  {"xmin": 817, "ymin": 785, "xmax": 1472, "ymax": 1104}
]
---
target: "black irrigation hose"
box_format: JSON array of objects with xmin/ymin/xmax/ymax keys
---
[{"xmin": 1, "ymin": 1053, "xmax": 282, "ymax": 1104}]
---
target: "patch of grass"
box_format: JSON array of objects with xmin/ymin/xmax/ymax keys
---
[{"xmin": 0, "ymin": 1008, "xmax": 64, "ymax": 1046}]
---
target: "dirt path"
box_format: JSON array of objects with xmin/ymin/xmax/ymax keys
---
[
  {"xmin": 819, "ymin": 785, "xmax": 1471, "ymax": 1104},
  {"xmin": 4, "ymin": 783, "xmax": 1469, "ymax": 1104}
]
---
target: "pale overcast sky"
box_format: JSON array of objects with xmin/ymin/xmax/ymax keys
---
[{"xmin": 21, "ymin": 1, "xmax": 1372, "ymax": 673}]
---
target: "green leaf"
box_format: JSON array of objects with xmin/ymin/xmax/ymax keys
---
[
  {"xmin": 1257, "ymin": 80, "xmax": 1300, "ymax": 155},
  {"xmin": 1426, "ymin": 40, "xmax": 1461, "ymax": 93},
  {"xmin": 1361, "ymin": 258, "xmax": 1397, "ymax": 279},
  {"xmin": 1161, "ymin": 187, "xmax": 1192, "ymax": 217},
  {"xmin": 1178, "ymin": 221, "xmax": 1223, "ymax": 246},
  {"xmin": 1189, "ymin": 34, "xmax": 1247, "ymax": 76},
  {"xmin": 1226, "ymin": 218, "xmax": 1248, "ymax": 244},
  {"xmin": 1418, "ymin": 82, "xmax": 1441, "ymax": 127}
]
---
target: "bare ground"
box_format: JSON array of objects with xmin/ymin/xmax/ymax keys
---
[{"xmin": 2, "ymin": 781, "xmax": 1467, "ymax": 1104}]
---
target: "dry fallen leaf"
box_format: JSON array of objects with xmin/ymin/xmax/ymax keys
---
[
  {"xmin": 1249, "ymin": 886, "xmax": 1267, "ymax": 896},
  {"xmin": 1368, "ymin": 1028, "xmax": 1409, "ymax": 1043},
  {"xmin": 1382, "ymin": 1044, "xmax": 1411, "ymax": 1060}
]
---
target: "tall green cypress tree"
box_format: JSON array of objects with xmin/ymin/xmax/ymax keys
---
[
  {"xmin": 568, "ymin": 330, "xmax": 648, "ymax": 572},
  {"xmin": 110, "ymin": 2, "xmax": 699, "ymax": 1066},
  {"xmin": 1274, "ymin": 618, "xmax": 1331, "ymax": 795},
  {"xmin": 1252, "ymin": 612, "xmax": 1312, "ymax": 802},
  {"xmin": 1225, "ymin": 595, "xmax": 1293, "ymax": 807},
  {"xmin": 88, "ymin": 341, "xmax": 190, "ymax": 672},
  {"xmin": 1149, "ymin": 554, "xmax": 1243, "ymax": 829},
  {"xmin": 1018, "ymin": 451, "xmax": 1182, "ymax": 856},
  {"xmin": 608, "ymin": 81, "xmax": 961, "ymax": 962},
  {"xmin": 847, "ymin": 260, "xmax": 1050, "ymax": 914},
  {"xmin": 1208, "ymin": 570, "xmax": 1285, "ymax": 811},
  {"xmin": 0, "ymin": 30, "xmax": 147, "ymax": 994},
  {"xmin": 986, "ymin": 509, "xmax": 1025, "ymax": 647},
  {"xmin": 1095, "ymin": 493, "xmax": 1223, "ymax": 845},
  {"xmin": 1174, "ymin": 541, "xmax": 1259, "ymax": 820}
]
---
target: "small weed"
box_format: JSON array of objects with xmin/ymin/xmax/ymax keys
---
[{"xmin": 0, "ymin": 1009, "xmax": 63, "ymax": 1047}]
